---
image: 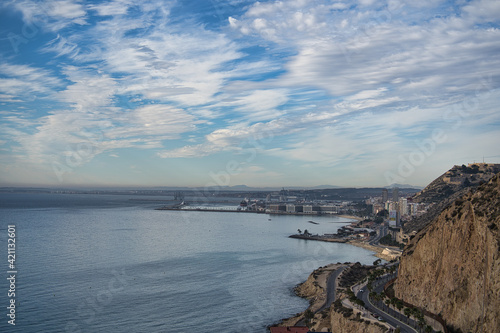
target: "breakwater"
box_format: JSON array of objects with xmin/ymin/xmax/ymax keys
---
[{"xmin": 289, "ymin": 234, "xmax": 347, "ymax": 243}]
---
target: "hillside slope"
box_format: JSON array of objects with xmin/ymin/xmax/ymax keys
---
[
  {"xmin": 404, "ymin": 163, "xmax": 500, "ymax": 233},
  {"xmin": 394, "ymin": 173, "xmax": 500, "ymax": 332}
]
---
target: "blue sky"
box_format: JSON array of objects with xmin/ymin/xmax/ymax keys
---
[{"xmin": 0, "ymin": 0, "xmax": 499, "ymax": 188}]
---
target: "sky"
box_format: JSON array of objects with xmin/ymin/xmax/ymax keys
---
[{"xmin": 0, "ymin": 0, "xmax": 499, "ymax": 188}]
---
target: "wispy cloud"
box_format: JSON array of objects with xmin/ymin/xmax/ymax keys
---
[
  {"xmin": 6, "ymin": 0, "xmax": 87, "ymax": 32},
  {"xmin": 0, "ymin": 62, "xmax": 63, "ymax": 102},
  {"xmin": 0, "ymin": 0, "xmax": 499, "ymax": 186}
]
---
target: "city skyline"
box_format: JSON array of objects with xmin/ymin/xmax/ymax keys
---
[{"xmin": 1, "ymin": 0, "xmax": 499, "ymax": 188}]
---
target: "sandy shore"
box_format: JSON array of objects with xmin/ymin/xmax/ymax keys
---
[
  {"xmin": 347, "ymin": 240, "xmax": 401, "ymax": 261},
  {"xmin": 336, "ymin": 214, "xmax": 364, "ymax": 222}
]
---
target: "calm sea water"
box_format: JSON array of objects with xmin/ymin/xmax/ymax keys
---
[{"xmin": 0, "ymin": 193, "xmax": 376, "ymax": 332}]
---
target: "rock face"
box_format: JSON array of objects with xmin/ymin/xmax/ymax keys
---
[
  {"xmin": 294, "ymin": 267, "xmax": 326, "ymax": 309},
  {"xmin": 395, "ymin": 173, "xmax": 500, "ymax": 333}
]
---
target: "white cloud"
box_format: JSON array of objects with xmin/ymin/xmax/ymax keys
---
[
  {"xmin": 213, "ymin": 89, "xmax": 289, "ymax": 122},
  {"xmin": 50, "ymin": 0, "xmax": 86, "ymax": 20},
  {"xmin": 88, "ymin": 0, "xmax": 132, "ymax": 16},
  {"xmin": 158, "ymin": 119, "xmax": 289, "ymax": 158},
  {"xmin": 228, "ymin": 0, "xmax": 500, "ymax": 114},
  {"xmin": 0, "ymin": 63, "xmax": 63, "ymax": 101},
  {"xmin": 1, "ymin": 63, "xmax": 202, "ymax": 172},
  {"xmin": 346, "ymin": 88, "xmax": 388, "ymax": 101},
  {"xmin": 6, "ymin": 0, "xmax": 87, "ymax": 32},
  {"xmin": 157, "ymin": 143, "xmax": 218, "ymax": 158},
  {"xmin": 2, "ymin": 0, "xmax": 500, "ymax": 186},
  {"xmin": 86, "ymin": 16, "xmax": 245, "ymax": 107},
  {"xmin": 108, "ymin": 104, "xmax": 201, "ymax": 140},
  {"xmin": 56, "ymin": 66, "xmax": 117, "ymax": 112},
  {"xmin": 463, "ymin": 0, "xmax": 500, "ymax": 23}
]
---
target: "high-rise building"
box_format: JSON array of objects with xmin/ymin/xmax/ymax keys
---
[
  {"xmin": 399, "ymin": 198, "xmax": 408, "ymax": 216},
  {"xmin": 389, "ymin": 210, "xmax": 399, "ymax": 226},
  {"xmin": 382, "ymin": 189, "xmax": 388, "ymax": 203},
  {"xmin": 392, "ymin": 187, "xmax": 399, "ymax": 202},
  {"xmin": 386, "ymin": 201, "xmax": 399, "ymax": 212}
]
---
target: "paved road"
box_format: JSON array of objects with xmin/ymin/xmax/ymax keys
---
[
  {"xmin": 295, "ymin": 265, "xmax": 348, "ymax": 327},
  {"xmin": 317, "ymin": 266, "xmax": 347, "ymax": 313},
  {"xmin": 368, "ymin": 226, "xmax": 402, "ymax": 257},
  {"xmin": 369, "ymin": 226, "xmax": 386, "ymax": 246},
  {"xmin": 356, "ymin": 277, "xmax": 417, "ymax": 333}
]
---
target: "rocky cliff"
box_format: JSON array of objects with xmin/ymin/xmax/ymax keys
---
[
  {"xmin": 395, "ymin": 172, "xmax": 500, "ymax": 332},
  {"xmin": 294, "ymin": 266, "xmax": 327, "ymax": 311}
]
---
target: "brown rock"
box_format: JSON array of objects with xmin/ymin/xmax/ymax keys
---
[{"xmin": 395, "ymin": 173, "xmax": 500, "ymax": 332}]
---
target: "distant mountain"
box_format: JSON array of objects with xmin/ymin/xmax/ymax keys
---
[
  {"xmin": 195, "ymin": 184, "xmax": 342, "ymax": 191},
  {"xmin": 307, "ymin": 184, "xmax": 342, "ymax": 189},
  {"xmin": 385, "ymin": 183, "xmax": 424, "ymax": 189}
]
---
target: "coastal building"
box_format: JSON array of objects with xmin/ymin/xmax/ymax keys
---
[
  {"xmin": 267, "ymin": 204, "xmax": 286, "ymax": 213},
  {"xmin": 392, "ymin": 187, "xmax": 399, "ymax": 202},
  {"xmin": 398, "ymin": 198, "xmax": 408, "ymax": 216},
  {"xmin": 302, "ymin": 205, "xmax": 320, "ymax": 214},
  {"xmin": 409, "ymin": 203, "xmax": 418, "ymax": 216},
  {"xmin": 382, "ymin": 188, "xmax": 388, "ymax": 203},
  {"xmin": 389, "ymin": 210, "xmax": 399, "ymax": 226},
  {"xmin": 385, "ymin": 201, "xmax": 398, "ymax": 212},
  {"xmin": 320, "ymin": 205, "xmax": 338, "ymax": 214},
  {"xmin": 287, "ymin": 204, "xmax": 303, "ymax": 213}
]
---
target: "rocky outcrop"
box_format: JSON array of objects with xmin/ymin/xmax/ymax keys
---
[
  {"xmin": 294, "ymin": 266, "xmax": 329, "ymax": 311},
  {"xmin": 274, "ymin": 264, "xmax": 337, "ymax": 328},
  {"xmin": 395, "ymin": 173, "xmax": 500, "ymax": 333}
]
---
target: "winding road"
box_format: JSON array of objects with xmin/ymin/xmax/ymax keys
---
[
  {"xmin": 355, "ymin": 276, "xmax": 418, "ymax": 333},
  {"xmin": 317, "ymin": 266, "xmax": 347, "ymax": 313}
]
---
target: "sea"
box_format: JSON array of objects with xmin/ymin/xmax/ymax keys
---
[{"xmin": 0, "ymin": 193, "xmax": 376, "ymax": 333}]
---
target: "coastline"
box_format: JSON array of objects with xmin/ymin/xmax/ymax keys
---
[
  {"xmin": 271, "ymin": 260, "xmax": 389, "ymax": 332},
  {"xmin": 347, "ymin": 240, "xmax": 401, "ymax": 261},
  {"xmin": 271, "ymin": 263, "xmax": 345, "ymax": 330},
  {"xmin": 336, "ymin": 214, "xmax": 364, "ymax": 222},
  {"xmin": 155, "ymin": 206, "xmax": 365, "ymax": 222}
]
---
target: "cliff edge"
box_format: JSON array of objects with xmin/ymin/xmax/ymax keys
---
[{"xmin": 394, "ymin": 172, "xmax": 500, "ymax": 332}]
